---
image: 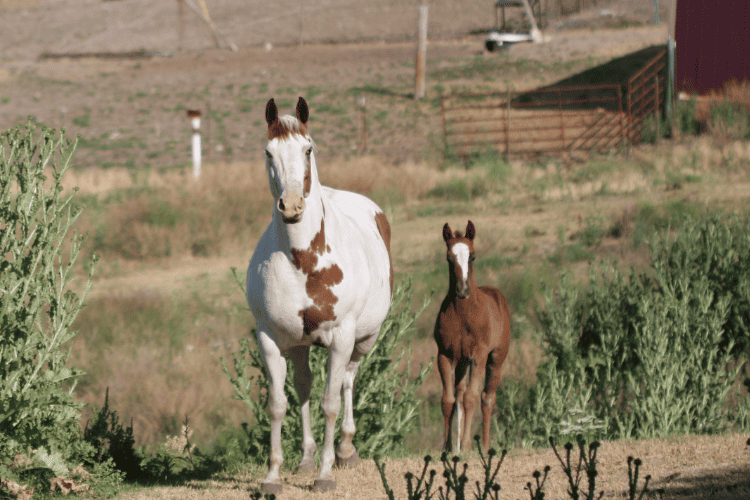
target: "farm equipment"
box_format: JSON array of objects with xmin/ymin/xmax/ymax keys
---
[{"xmin": 485, "ymin": 0, "xmax": 544, "ymax": 51}]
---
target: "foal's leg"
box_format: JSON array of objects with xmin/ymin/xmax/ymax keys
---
[
  {"xmin": 454, "ymin": 359, "xmax": 470, "ymax": 453},
  {"xmin": 314, "ymin": 326, "xmax": 355, "ymax": 491},
  {"xmin": 437, "ymin": 353, "xmax": 456, "ymax": 452},
  {"xmin": 288, "ymin": 345, "xmax": 317, "ymax": 473},
  {"xmin": 257, "ymin": 328, "xmax": 288, "ymax": 494},
  {"xmin": 461, "ymin": 358, "xmax": 487, "ymax": 453},
  {"xmin": 481, "ymin": 348, "xmax": 505, "ymax": 452}
]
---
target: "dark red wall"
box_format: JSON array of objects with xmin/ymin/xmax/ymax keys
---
[{"xmin": 675, "ymin": 0, "xmax": 750, "ymax": 94}]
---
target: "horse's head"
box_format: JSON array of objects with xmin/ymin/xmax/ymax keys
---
[
  {"xmin": 442, "ymin": 220, "xmax": 476, "ymax": 299},
  {"xmin": 264, "ymin": 97, "xmax": 317, "ymax": 224}
]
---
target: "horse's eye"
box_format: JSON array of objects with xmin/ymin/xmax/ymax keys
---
[
  {"xmin": 265, "ymin": 150, "xmax": 272, "ymax": 159},
  {"xmin": 306, "ymin": 147, "xmax": 312, "ymax": 156},
  {"xmin": 469, "ymin": 255, "xmax": 475, "ymax": 262}
]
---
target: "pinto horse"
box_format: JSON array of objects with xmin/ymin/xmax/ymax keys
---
[
  {"xmin": 246, "ymin": 97, "xmax": 393, "ymax": 494},
  {"xmin": 434, "ymin": 220, "xmax": 511, "ymax": 453}
]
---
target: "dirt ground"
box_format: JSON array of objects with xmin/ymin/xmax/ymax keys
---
[
  {"xmin": 1, "ymin": 0, "xmax": 669, "ymax": 165},
  {"xmin": 116, "ymin": 433, "xmax": 750, "ymax": 499}
]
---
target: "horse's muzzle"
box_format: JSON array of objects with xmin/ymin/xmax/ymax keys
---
[{"xmin": 278, "ymin": 193, "xmax": 306, "ymax": 224}]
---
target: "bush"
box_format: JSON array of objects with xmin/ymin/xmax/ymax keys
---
[
  {"xmin": 223, "ymin": 277, "xmax": 433, "ymax": 466},
  {"xmin": 0, "ymin": 123, "xmax": 125, "ymax": 494},
  {"xmin": 496, "ymin": 214, "xmax": 750, "ymax": 448},
  {"xmin": 0, "ymin": 123, "xmax": 96, "ymax": 460}
]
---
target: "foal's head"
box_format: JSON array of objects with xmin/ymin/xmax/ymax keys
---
[
  {"xmin": 442, "ymin": 220, "xmax": 476, "ymax": 299},
  {"xmin": 264, "ymin": 97, "xmax": 318, "ymax": 224}
]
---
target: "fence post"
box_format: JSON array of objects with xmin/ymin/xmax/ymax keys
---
[
  {"xmin": 188, "ymin": 110, "xmax": 202, "ymax": 178},
  {"xmin": 654, "ymin": 75, "xmax": 660, "ymax": 145},
  {"xmin": 558, "ymin": 88, "xmax": 565, "ymax": 151},
  {"xmin": 358, "ymin": 96, "xmax": 367, "ymax": 154},
  {"xmin": 414, "ymin": 4, "xmax": 428, "ymax": 100},
  {"xmin": 506, "ymin": 87, "xmax": 511, "ymax": 158},
  {"xmin": 177, "ymin": 0, "xmax": 184, "ymax": 52}
]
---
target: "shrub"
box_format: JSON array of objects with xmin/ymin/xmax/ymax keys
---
[
  {"xmin": 495, "ymin": 214, "xmax": 750, "ymax": 448},
  {"xmin": 222, "ymin": 277, "xmax": 433, "ymax": 467},
  {"xmin": 0, "ymin": 123, "xmax": 96, "ymax": 459},
  {"xmin": 0, "ymin": 123, "xmax": 124, "ymax": 493}
]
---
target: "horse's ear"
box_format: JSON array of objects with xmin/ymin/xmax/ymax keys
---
[
  {"xmin": 443, "ymin": 223, "xmax": 453, "ymax": 244},
  {"xmin": 265, "ymin": 98, "xmax": 278, "ymax": 126},
  {"xmin": 465, "ymin": 220, "xmax": 476, "ymax": 240},
  {"xmin": 296, "ymin": 97, "xmax": 309, "ymax": 124}
]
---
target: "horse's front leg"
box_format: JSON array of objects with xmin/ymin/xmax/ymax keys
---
[
  {"xmin": 313, "ymin": 328, "xmax": 355, "ymax": 492},
  {"xmin": 257, "ymin": 328, "xmax": 288, "ymax": 495},
  {"xmin": 336, "ymin": 356, "xmax": 361, "ymax": 468},
  {"xmin": 337, "ymin": 333, "xmax": 377, "ymax": 467},
  {"xmin": 288, "ymin": 345, "xmax": 317, "ymax": 473}
]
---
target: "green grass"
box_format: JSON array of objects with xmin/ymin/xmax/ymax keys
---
[
  {"xmin": 72, "ymin": 114, "xmax": 91, "ymax": 127},
  {"xmin": 426, "ymin": 177, "xmax": 488, "ymax": 201}
]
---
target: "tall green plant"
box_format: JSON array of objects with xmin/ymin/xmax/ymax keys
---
[
  {"xmin": 0, "ymin": 123, "xmax": 97, "ymax": 461},
  {"xmin": 223, "ymin": 278, "xmax": 432, "ymax": 466},
  {"xmin": 496, "ymin": 214, "xmax": 749, "ymax": 448}
]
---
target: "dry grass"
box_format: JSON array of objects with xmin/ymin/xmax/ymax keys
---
[{"xmin": 63, "ymin": 129, "xmax": 750, "ymax": 452}]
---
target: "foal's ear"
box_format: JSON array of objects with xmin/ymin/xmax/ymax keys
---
[
  {"xmin": 296, "ymin": 97, "xmax": 309, "ymax": 124},
  {"xmin": 443, "ymin": 223, "xmax": 453, "ymax": 244},
  {"xmin": 265, "ymin": 98, "xmax": 278, "ymax": 126},
  {"xmin": 465, "ymin": 220, "xmax": 476, "ymax": 240}
]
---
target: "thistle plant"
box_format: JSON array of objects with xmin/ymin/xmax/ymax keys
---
[
  {"xmin": 376, "ymin": 437, "xmax": 650, "ymax": 500},
  {"xmin": 0, "ymin": 123, "xmax": 97, "ymax": 463}
]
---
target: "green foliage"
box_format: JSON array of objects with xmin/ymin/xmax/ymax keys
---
[
  {"xmin": 84, "ymin": 388, "xmax": 141, "ymax": 481},
  {"xmin": 426, "ymin": 177, "xmax": 488, "ymax": 201},
  {"xmin": 675, "ymin": 97, "xmax": 699, "ymax": 136},
  {"xmin": 708, "ymin": 100, "xmax": 750, "ymax": 141},
  {"xmin": 495, "ymin": 214, "xmax": 750, "ymax": 448},
  {"xmin": 0, "ymin": 123, "xmax": 96, "ymax": 460},
  {"xmin": 222, "ymin": 278, "xmax": 433, "ymax": 467},
  {"xmin": 72, "ymin": 114, "xmax": 91, "ymax": 127},
  {"xmin": 0, "ymin": 123, "xmax": 131, "ymax": 496}
]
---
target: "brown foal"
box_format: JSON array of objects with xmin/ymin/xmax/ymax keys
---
[{"xmin": 434, "ymin": 220, "xmax": 511, "ymax": 453}]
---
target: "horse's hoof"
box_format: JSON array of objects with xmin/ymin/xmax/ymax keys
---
[
  {"xmin": 260, "ymin": 481, "xmax": 283, "ymax": 495},
  {"xmin": 335, "ymin": 449, "xmax": 359, "ymax": 469},
  {"xmin": 295, "ymin": 458, "xmax": 316, "ymax": 473},
  {"xmin": 312, "ymin": 478, "xmax": 337, "ymax": 492}
]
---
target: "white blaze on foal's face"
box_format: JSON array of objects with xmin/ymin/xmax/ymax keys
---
[{"xmin": 451, "ymin": 242, "xmax": 471, "ymax": 295}]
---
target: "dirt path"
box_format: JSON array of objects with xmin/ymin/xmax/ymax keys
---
[{"xmin": 116, "ymin": 433, "xmax": 750, "ymax": 499}]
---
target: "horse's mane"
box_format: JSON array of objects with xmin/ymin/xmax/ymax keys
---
[{"xmin": 269, "ymin": 115, "xmax": 318, "ymax": 153}]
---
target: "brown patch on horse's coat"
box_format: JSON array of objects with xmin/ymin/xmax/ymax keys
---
[
  {"xmin": 374, "ymin": 212, "xmax": 394, "ymax": 295},
  {"xmin": 303, "ymin": 161, "xmax": 312, "ymax": 196},
  {"xmin": 291, "ymin": 218, "xmax": 343, "ymax": 335}
]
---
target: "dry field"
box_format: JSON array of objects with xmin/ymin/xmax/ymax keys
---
[{"xmin": 3, "ymin": 0, "xmax": 750, "ymax": 498}]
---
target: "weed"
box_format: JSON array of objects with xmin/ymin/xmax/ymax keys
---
[
  {"xmin": 73, "ymin": 114, "xmax": 91, "ymax": 127},
  {"xmin": 496, "ymin": 213, "xmax": 750, "ymax": 448},
  {"xmin": 427, "ymin": 177, "xmax": 488, "ymax": 201},
  {"xmin": 708, "ymin": 100, "xmax": 750, "ymax": 145},
  {"xmin": 548, "ymin": 243, "xmax": 595, "ymax": 265},
  {"xmin": 675, "ymin": 97, "xmax": 699, "ymax": 136},
  {"xmin": 376, "ymin": 436, "xmax": 650, "ymax": 500}
]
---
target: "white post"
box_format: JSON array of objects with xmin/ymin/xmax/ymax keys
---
[
  {"xmin": 188, "ymin": 110, "xmax": 202, "ymax": 178},
  {"xmin": 414, "ymin": 4, "xmax": 428, "ymax": 100}
]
